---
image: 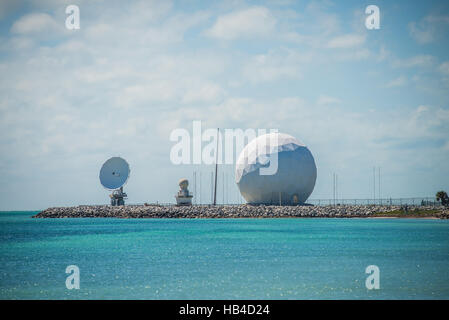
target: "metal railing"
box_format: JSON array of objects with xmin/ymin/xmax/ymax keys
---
[
  {"xmin": 125, "ymin": 197, "xmax": 441, "ymax": 207},
  {"xmin": 307, "ymin": 197, "xmax": 440, "ymax": 206}
]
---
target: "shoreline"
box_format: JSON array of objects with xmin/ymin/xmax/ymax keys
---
[{"xmin": 33, "ymin": 204, "xmax": 449, "ymax": 219}]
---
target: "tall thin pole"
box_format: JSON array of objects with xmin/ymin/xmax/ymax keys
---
[
  {"xmin": 226, "ymin": 172, "xmax": 228, "ymax": 205},
  {"xmin": 332, "ymin": 173, "xmax": 334, "ymax": 206},
  {"xmin": 225, "ymin": 172, "xmax": 231, "ymax": 204},
  {"xmin": 226, "ymin": 171, "xmax": 229, "ymax": 205},
  {"xmin": 224, "ymin": 172, "xmax": 226, "ymax": 205},
  {"xmin": 222, "ymin": 171, "xmax": 224, "ymax": 204},
  {"xmin": 210, "ymin": 172, "xmax": 213, "ymax": 204},
  {"xmin": 336, "ymin": 174, "xmax": 338, "ymax": 204},
  {"xmin": 373, "ymin": 167, "xmax": 376, "ymax": 203},
  {"xmin": 213, "ymin": 128, "xmax": 219, "ymax": 205},
  {"xmin": 193, "ymin": 171, "xmax": 196, "ymax": 205},
  {"xmin": 378, "ymin": 167, "xmax": 381, "ymax": 204},
  {"xmin": 225, "ymin": 172, "xmax": 229, "ymax": 204}
]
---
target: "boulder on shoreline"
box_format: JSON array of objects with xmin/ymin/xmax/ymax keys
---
[{"xmin": 32, "ymin": 204, "xmax": 448, "ymax": 219}]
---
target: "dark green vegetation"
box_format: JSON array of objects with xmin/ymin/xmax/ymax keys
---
[{"xmin": 436, "ymin": 191, "xmax": 449, "ymax": 206}]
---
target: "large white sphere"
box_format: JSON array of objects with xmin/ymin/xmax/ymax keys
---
[{"xmin": 235, "ymin": 133, "xmax": 317, "ymax": 205}]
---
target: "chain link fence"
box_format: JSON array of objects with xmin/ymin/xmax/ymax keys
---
[
  {"xmin": 127, "ymin": 197, "xmax": 442, "ymax": 207},
  {"xmin": 307, "ymin": 197, "xmax": 440, "ymax": 206}
]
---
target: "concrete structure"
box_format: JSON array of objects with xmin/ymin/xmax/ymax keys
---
[
  {"xmin": 175, "ymin": 178, "xmax": 193, "ymax": 206},
  {"xmin": 110, "ymin": 187, "xmax": 127, "ymax": 206},
  {"xmin": 235, "ymin": 133, "xmax": 317, "ymax": 205}
]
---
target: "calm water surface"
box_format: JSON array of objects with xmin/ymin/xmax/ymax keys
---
[{"xmin": 1, "ymin": 212, "xmax": 448, "ymax": 299}]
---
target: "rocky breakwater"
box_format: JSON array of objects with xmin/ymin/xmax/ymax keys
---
[{"xmin": 32, "ymin": 204, "xmax": 448, "ymax": 219}]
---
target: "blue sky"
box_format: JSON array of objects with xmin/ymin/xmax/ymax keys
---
[{"xmin": 0, "ymin": 0, "xmax": 448, "ymax": 210}]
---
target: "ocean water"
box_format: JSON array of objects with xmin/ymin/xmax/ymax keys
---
[{"xmin": 1, "ymin": 211, "xmax": 449, "ymax": 300}]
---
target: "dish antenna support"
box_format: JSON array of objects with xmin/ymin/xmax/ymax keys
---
[{"xmin": 99, "ymin": 157, "xmax": 130, "ymax": 206}]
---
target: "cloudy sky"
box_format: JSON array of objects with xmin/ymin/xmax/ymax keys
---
[{"xmin": 0, "ymin": 0, "xmax": 448, "ymax": 210}]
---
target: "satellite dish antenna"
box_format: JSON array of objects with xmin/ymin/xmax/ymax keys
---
[{"xmin": 99, "ymin": 157, "xmax": 130, "ymax": 206}]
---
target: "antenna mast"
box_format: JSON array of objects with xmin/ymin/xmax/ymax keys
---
[{"xmin": 213, "ymin": 128, "xmax": 219, "ymax": 205}]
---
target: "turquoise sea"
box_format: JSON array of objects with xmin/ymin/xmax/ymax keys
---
[{"xmin": 1, "ymin": 211, "xmax": 449, "ymax": 299}]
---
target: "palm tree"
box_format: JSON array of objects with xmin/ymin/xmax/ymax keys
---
[{"xmin": 436, "ymin": 191, "xmax": 449, "ymax": 206}]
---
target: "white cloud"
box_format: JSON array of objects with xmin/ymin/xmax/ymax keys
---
[
  {"xmin": 439, "ymin": 61, "xmax": 449, "ymax": 75},
  {"xmin": 10, "ymin": 12, "xmax": 61, "ymax": 34},
  {"xmin": 393, "ymin": 55, "xmax": 435, "ymax": 68},
  {"xmin": 377, "ymin": 46, "xmax": 389, "ymax": 62},
  {"xmin": 409, "ymin": 22, "xmax": 434, "ymax": 44},
  {"xmin": 139, "ymin": 11, "xmax": 211, "ymax": 45},
  {"xmin": 83, "ymin": 10, "xmax": 209, "ymax": 47},
  {"xmin": 409, "ymin": 15, "xmax": 449, "ymax": 44},
  {"xmin": 205, "ymin": 6, "xmax": 276, "ymax": 40},
  {"xmin": 182, "ymin": 83, "xmax": 226, "ymax": 104},
  {"xmin": 304, "ymin": 0, "xmax": 340, "ymax": 35},
  {"xmin": 158, "ymin": 98, "xmax": 449, "ymax": 176},
  {"xmin": 407, "ymin": 105, "xmax": 449, "ymax": 140},
  {"xmin": 327, "ymin": 34, "xmax": 365, "ymax": 48},
  {"xmin": 332, "ymin": 48, "xmax": 371, "ymax": 61},
  {"xmin": 241, "ymin": 48, "xmax": 309, "ymax": 83},
  {"xmin": 317, "ymin": 95, "xmax": 341, "ymax": 106},
  {"xmin": 385, "ymin": 76, "xmax": 407, "ymax": 88},
  {"xmin": 1, "ymin": 1, "xmax": 449, "ymax": 208},
  {"xmin": 5, "ymin": 36, "xmax": 35, "ymax": 50}
]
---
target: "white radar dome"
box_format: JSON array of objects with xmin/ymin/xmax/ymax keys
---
[{"xmin": 235, "ymin": 133, "xmax": 317, "ymax": 205}]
